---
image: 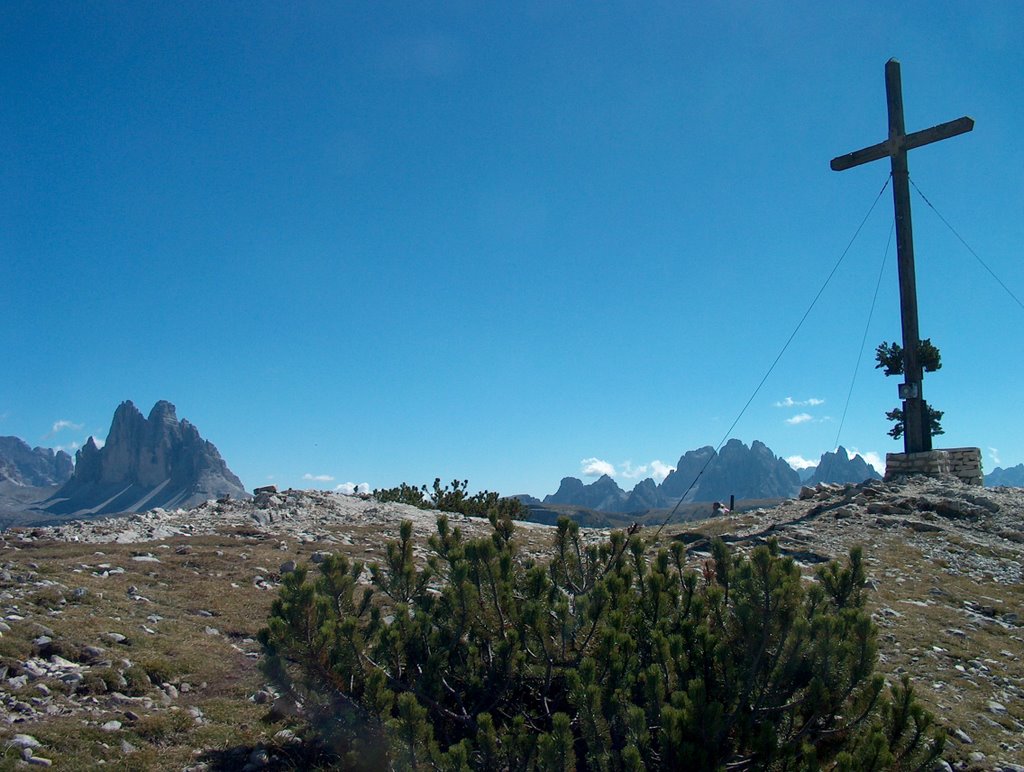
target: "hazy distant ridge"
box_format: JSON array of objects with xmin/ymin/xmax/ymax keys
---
[
  {"xmin": 542, "ymin": 441, "xmax": 880, "ymax": 513},
  {"xmin": 0, "ymin": 437, "xmax": 73, "ymax": 487}
]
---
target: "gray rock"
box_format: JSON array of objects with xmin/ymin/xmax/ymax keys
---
[
  {"xmin": 44, "ymin": 400, "xmax": 250, "ymax": 518},
  {"xmin": 952, "ymin": 727, "xmax": 973, "ymax": 744},
  {"xmin": 252, "ymin": 689, "xmax": 275, "ymax": 704},
  {"xmin": 274, "ymin": 729, "xmax": 299, "ymax": 744}
]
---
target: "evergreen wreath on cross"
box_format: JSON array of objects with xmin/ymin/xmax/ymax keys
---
[{"xmin": 874, "ymin": 339, "xmax": 944, "ymax": 439}]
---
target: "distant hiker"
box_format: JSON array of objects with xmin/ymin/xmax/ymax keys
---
[{"xmin": 712, "ymin": 501, "xmax": 730, "ymax": 516}]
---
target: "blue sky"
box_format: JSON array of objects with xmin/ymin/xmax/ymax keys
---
[{"xmin": 3, "ymin": 2, "xmax": 1022, "ymax": 498}]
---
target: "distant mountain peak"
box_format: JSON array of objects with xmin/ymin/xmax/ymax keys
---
[
  {"xmin": 544, "ymin": 474, "xmax": 626, "ymax": 512},
  {"xmin": 541, "ymin": 439, "xmax": 801, "ymax": 513},
  {"xmin": 46, "ymin": 400, "xmax": 248, "ymax": 516},
  {"xmin": 805, "ymin": 447, "xmax": 881, "ymax": 486},
  {"xmin": 0, "ymin": 437, "xmax": 74, "ymax": 487}
]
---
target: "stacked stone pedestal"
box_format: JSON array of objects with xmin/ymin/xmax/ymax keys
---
[{"xmin": 884, "ymin": 447, "xmax": 982, "ymax": 486}]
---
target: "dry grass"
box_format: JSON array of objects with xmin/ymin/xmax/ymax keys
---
[{"xmin": 0, "ymin": 531, "xmax": 300, "ymax": 769}]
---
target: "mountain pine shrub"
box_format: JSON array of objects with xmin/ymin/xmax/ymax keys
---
[
  {"xmin": 372, "ymin": 478, "xmax": 527, "ymax": 522},
  {"xmin": 259, "ymin": 513, "xmax": 943, "ymax": 770}
]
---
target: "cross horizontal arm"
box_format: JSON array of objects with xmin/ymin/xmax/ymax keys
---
[
  {"xmin": 830, "ymin": 115, "xmax": 974, "ymax": 172},
  {"xmin": 830, "ymin": 140, "xmax": 890, "ymax": 171},
  {"xmin": 903, "ymin": 116, "xmax": 974, "ymax": 153}
]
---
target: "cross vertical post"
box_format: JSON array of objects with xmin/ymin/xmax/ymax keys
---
[
  {"xmin": 886, "ymin": 60, "xmax": 928, "ymax": 453},
  {"xmin": 830, "ymin": 58, "xmax": 973, "ymax": 454}
]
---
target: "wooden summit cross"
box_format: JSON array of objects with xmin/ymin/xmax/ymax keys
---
[{"xmin": 831, "ymin": 58, "xmax": 973, "ymax": 455}]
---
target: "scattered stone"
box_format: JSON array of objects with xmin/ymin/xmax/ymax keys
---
[
  {"xmin": 987, "ymin": 700, "xmax": 1007, "ymax": 715},
  {"xmin": 252, "ymin": 688, "xmax": 275, "ymax": 704},
  {"xmin": 247, "ymin": 748, "xmax": 270, "ymax": 766},
  {"xmin": 274, "ymin": 728, "xmax": 299, "ymax": 744},
  {"xmin": 952, "ymin": 728, "xmax": 973, "ymax": 744}
]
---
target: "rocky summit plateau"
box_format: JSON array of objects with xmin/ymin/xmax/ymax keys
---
[{"xmin": 0, "ymin": 474, "xmax": 1020, "ymax": 769}]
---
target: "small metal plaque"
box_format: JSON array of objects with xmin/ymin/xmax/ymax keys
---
[{"xmin": 899, "ymin": 382, "xmax": 919, "ymax": 399}]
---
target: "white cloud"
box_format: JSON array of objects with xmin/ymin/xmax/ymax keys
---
[
  {"xmin": 774, "ymin": 397, "xmax": 825, "ymax": 408},
  {"xmin": 92, "ymin": 437, "xmax": 105, "ymax": 449},
  {"xmin": 649, "ymin": 460, "xmax": 675, "ymax": 482},
  {"xmin": 863, "ymin": 453, "xmax": 884, "ymax": 475},
  {"xmin": 785, "ymin": 413, "xmax": 813, "ymax": 425},
  {"xmin": 860, "ymin": 452, "xmax": 885, "ymax": 476},
  {"xmin": 46, "ymin": 419, "xmax": 83, "ymax": 438},
  {"xmin": 988, "ymin": 447, "xmax": 1001, "ymax": 466},
  {"xmin": 336, "ymin": 482, "xmax": 370, "ymax": 495},
  {"xmin": 580, "ymin": 457, "xmax": 615, "ymax": 478},
  {"xmin": 618, "ymin": 461, "xmax": 648, "ymax": 479},
  {"xmin": 303, "ymin": 473, "xmax": 335, "ymax": 482},
  {"xmin": 786, "ymin": 455, "xmax": 817, "ymax": 470}
]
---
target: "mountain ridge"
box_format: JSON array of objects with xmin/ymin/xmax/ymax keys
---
[
  {"xmin": 0, "ymin": 437, "xmax": 73, "ymax": 487},
  {"xmin": 542, "ymin": 440, "xmax": 882, "ymax": 513}
]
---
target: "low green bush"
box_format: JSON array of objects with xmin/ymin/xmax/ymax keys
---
[
  {"xmin": 373, "ymin": 478, "xmax": 527, "ymax": 522},
  {"xmin": 260, "ymin": 514, "xmax": 942, "ymax": 770},
  {"xmin": 123, "ymin": 663, "xmax": 152, "ymax": 696}
]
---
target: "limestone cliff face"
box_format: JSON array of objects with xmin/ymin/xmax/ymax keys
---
[
  {"xmin": 0, "ymin": 438, "xmax": 73, "ymax": 487},
  {"xmin": 47, "ymin": 401, "xmax": 248, "ymax": 515},
  {"xmin": 691, "ymin": 439, "xmax": 801, "ymax": 502}
]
